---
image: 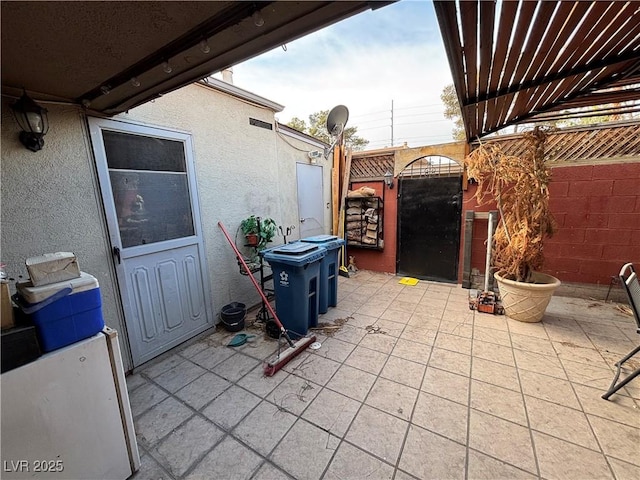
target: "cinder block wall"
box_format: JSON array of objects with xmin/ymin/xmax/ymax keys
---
[{"xmin": 460, "ymin": 161, "xmax": 640, "ymax": 287}]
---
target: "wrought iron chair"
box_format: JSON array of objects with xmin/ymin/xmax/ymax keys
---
[{"xmin": 602, "ymin": 263, "xmax": 640, "ymax": 400}]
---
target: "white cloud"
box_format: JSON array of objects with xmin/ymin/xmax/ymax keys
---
[{"xmin": 227, "ymin": 1, "xmax": 457, "ymax": 149}]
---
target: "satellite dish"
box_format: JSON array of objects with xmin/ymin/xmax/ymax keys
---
[{"xmin": 326, "ymin": 105, "xmax": 349, "ymax": 137}]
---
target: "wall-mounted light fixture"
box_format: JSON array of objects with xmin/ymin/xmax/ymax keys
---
[
  {"xmin": 11, "ymin": 91, "xmax": 49, "ymax": 152},
  {"xmin": 384, "ymin": 170, "xmax": 394, "ymax": 189}
]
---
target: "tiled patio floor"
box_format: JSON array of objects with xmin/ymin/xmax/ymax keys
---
[{"xmin": 127, "ymin": 270, "xmax": 639, "ymax": 480}]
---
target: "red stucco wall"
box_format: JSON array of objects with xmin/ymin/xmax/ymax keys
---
[
  {"xmin": 460, "ymin": 162, "xmax": 640, "ymax": 285},
  {"xmin": 346, "ymin": 180, "xmax": 397, "ymax": 273}
]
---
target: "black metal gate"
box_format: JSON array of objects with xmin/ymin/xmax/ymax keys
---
[{"xmin": 397, "ymin": 175, "xmax": 462, "ymax": 283}]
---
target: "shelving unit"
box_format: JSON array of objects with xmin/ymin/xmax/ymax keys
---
[{"xmin": 345, "ymin": 196, "xmax": 383, "ymax": 249}]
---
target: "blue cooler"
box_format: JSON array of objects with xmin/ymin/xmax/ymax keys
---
[
  {"xmin": 15, "ymin": 272, "xmax": 105, "ymax": 352},
  {"xmin": 300, "ymin": 235, "xmax": 346, "ymax": 314},
  {"xmin": 262, "ymin": 243, "xmax": 326, "ymax": 335}
]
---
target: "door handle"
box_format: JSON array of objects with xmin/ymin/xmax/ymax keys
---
[
  {"xmin": 300, "ymin": 218, "xmax": 306, "ymax": 223},
  {"xmin": 113, "ymin": 246, "xmax": 121, "ymax": 265}
]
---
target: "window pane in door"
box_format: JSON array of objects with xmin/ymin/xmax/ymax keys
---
[
  {"xmin": 103, "ymin": 130, "xmax": 186, "ymax": 172},
  {"xmin": 110, "ymin": 170, "xmax": 195, "ymax": 248}
]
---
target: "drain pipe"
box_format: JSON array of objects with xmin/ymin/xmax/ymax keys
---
[{"xmin": 484, "ymin": 211, "xmax": 495, "ymax": 292}]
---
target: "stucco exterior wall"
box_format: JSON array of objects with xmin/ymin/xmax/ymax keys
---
[
  {"xmin": 1, "ymin": 99, "xmax": 129, "ymax": 366},
  {"xmin": 117, "ymin": 83, "xmax": 331, "ymax": 322},
  {"xmin": 1, "ymin": 83, "xmax": 330, "ymax": 370}
]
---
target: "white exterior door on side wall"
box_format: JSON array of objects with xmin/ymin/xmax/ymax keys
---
[
  {"xmin": 296, "ymin": 163, "xmax": 325, "ymax": 238},
  {"xmin": 89, "ymin": 118, "xmax": 212, "ymax": 367}
]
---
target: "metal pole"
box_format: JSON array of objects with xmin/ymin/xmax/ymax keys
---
[{"xmin": 484, "ymin": 212, "xmax": 494, "ymax": 292}]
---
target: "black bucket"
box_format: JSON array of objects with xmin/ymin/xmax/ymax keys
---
[{"xmin": 220, "ymin": 302, "xmax": 246, "ymax": 332}]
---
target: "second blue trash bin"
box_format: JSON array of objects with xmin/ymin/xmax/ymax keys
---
[
  {"xmin": 262, "ymin": 243, "xmax": 326, "ymax": 337},
  {"xmin": 300, "ymin": 235, "xmax": 346, "ymax": 316}
]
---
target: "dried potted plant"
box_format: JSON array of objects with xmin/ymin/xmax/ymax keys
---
[{"xmin": 464, "ymin": 127, "xmax": 560, "ymax": 322}]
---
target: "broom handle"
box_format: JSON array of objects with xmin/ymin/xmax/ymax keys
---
[{"xmin": 217, "ymin": 221, "xmax": 294, "ymax": 347}]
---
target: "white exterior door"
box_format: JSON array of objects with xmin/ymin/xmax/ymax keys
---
[
  {"xmin": 89, "ymin": 118, "xmax": 212, "ymax": 367},
  {"xmin": 296, "ymin": 163, "xmax": 325, "ymax": 237}
]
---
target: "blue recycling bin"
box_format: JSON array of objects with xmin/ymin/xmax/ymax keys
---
[
  {"xmin": 262, "ymin": 243, "xmax": 326, "ymax": 336},
  {"xmin": 300, "ymin": 235, "xmax": 346, "ymax": 314}
]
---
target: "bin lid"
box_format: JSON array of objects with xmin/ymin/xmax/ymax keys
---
[
  {"xmin": 263, "ymin": 244, "xmax": 326, "ymax": 266},
  {"xmin": 17, "ymin": 271, "xmax": 99, "ymax": 304},
  {"xmin": 301, "ymin": 235, "xmax": 346, "ymax": 249}
]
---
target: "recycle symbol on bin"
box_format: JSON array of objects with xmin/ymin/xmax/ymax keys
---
[{"xmin": 280, "ymin": 271, "xmax": 289, "ymax": 282}]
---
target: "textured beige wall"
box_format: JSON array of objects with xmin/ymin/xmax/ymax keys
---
[
  {"xmin": 116, "ymin": 83, "xmax": 332, "ymax": 320},
  {"xmin": 1, "ymin": 99, "xmax": 130, "ymax": 367},
  {"xmin": 1, "ymin": 83, "xmax": 330, "ymax": 369}
]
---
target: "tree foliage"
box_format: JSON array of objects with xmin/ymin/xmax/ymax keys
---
[
  {"xmin": 287, "ymin": 110, "xmax": 369, "ymax": 151},
  {"xmin": 441, "ymin": 84, "xmax": 466, "ymax": 141}
]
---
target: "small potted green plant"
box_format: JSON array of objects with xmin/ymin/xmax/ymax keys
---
[
  {"xmin": 240, "ymin": 215, "xmax": 260, "ymax": 247},
  {"xmin": 257, "ymin": 218, "xmax": 277, "ymax": 250}
]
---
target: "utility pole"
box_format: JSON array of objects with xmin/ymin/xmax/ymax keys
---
[{"xmin": 391, "ymin": 99, "xmax": 394, "ymax": 147}]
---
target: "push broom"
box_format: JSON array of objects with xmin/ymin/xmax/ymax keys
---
[{"xmin": 218, "ymin": 222, "xmax": 316, "ymax": 376}]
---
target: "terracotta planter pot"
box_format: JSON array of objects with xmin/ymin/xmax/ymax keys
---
[
  {"xmin": 245, "ymin": 233, "xmax": 259, "ymax": 247},
  {"xmin": 494, "ymin": 271, "xmax": 561, "ymax": 323}
]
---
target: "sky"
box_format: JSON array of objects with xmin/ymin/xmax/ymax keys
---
[{"xmin": 218, "ymin": 0, "xmax": 456, "ymax": 150}]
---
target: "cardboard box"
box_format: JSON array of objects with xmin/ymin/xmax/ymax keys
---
[
  {"xmin": 1, "ymin": 282, "xmax": 14, "ymax": 330},
  {"xmin": 26, "ymin": 252, "xmax": 80, "ymax": 286}
]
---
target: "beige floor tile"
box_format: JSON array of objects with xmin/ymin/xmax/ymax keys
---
[
  {"xmin": 302, "ymin": 388, "xmax": 360, "ymax": 437},
  {"xmin": 573, "ymin": 383, "xmax": 639, "ymax": 426},
  {"xmin": 554, "ymin": 339, "xmax": 611, "ymax": 368},
  {"xmin": 398, "ymin": 425, "xmax": 466, "ymax": 480},
  {"xmin": 319, "ymin": 307, "xmax": 354, "ymax": 322},
  {"xmin": 201, "ymin": 385, "xmax": 261, "ymax": 430},
  {"xmin": 473, "ymin": 339, "xmax": 515, "ymax": 366},
  {"xmin": 396, "ymin": 291, "xmax": 425, "ymax": 303},
  {"xmin": 266, "ymin": 374, "xmax": 321, "ymax": 416},
  {"xmin": 470, "ymin": 380, "xmax": 528, "ymax": 426},
  {"xmin": 345, "ymin": 404, "xmax": 409, "ymax": 464},
  {"xmin": 365, "ymin": 377, "xmax": 419, "ymax": 421},
  {"xmin": 141, "ymin": 354, "xmax": 185, "ymax": 378},
  {"xmin": 429, "ymin": 347, "xmax": 471, "ymax": 376},
  {"xmin": 545, "ymin": 324, "xmax": 593, "ymax": 347},
  {"xmin": 560, "ymin": 357, "xmax": 615, "ymax": 390},
  {"xmin": 434, "ymin": 332, "xmax": 473, "ymax": 355},
  {"xmin": 513, "ymin": 349, "xmax": 567, "ymax": 379},
  {"xmin": 212, "ymin": 352, "xmax": 260, "ymax": 383},
  {"xmin": 357, "ymin": 302, "xmax": 389, "ymax": 318},
  {"xmin": 388, "ymin": 299, "xmax": 418, "ymax": 314},
  {"xmin": 507, "ymin": 319, "xmax": 549, "ymax": 339},
  {"xmin": 442, "ymin": 310, "xmax": 475, "ymax": 325},
  {"xmin": 469, "ymin": 410, "xmax": 537, "ymax": 474},
  {"xmin": 394, "ymin": 469, "xmax": 420, "ymax": 480},
  {"xmin": 422, "ymin": 367, "xmax": 470, "ymax": 405},
  {"xmin": 153, "ymin": 415, "xmax": 224, "ymax": 477},
  {"xmin": 474, "ymin": 314, "xmax": 509, "ymax": 331},
  {"xmin": 345, "ymin": 312, "xmax": 378, "ymax": 329},
  {"xmin": 271, "ymin": 419, "xmax": 339, "ymax": 480},
  {"xmin": 252, "ymin": 462, "xmax": 292, "ymax": 480},
  {"xmin": 409, "ymin": 308, "xmax": 444, "ymax": 324},
  {"xmin": 331, "ymin": 324, "xmax": 367, "ymax": 345},
  {"xmin": 151, "ymin": 360, "xmax": 207, "ymax": 393},
  {"xmin": 588, "ymin": 334, "xmax": 638, "ymax": 357},
  {"xmin": 511, "ymin": 333, "xmax": 556, "ymax": 356},
  {"xmin": 237, "ymin": 336, "xmax": 280, "ymax": 361},
  {"xmin": 607, "ymin": 457, "xmax": 640, "ymax": 480},
  {"xmin": 323, "ymin": 441, "xmax": 394, "ymax": 480},
  {"xmin": 311, "ymin": 337, "xmax": 356, "ymax": 363},
  {"xmin": 518, "ymin": 369, "xmax": 581, "ymax": 409},
  {"xmin": 135, "ymin": 397, "xmax": 194, "ymax": 448},
  {"xmin": 467, "ymin": 449, "xmax": 538, "ymax": 480},
  {"xmin": 473, "ymin": 325, "xmax": 511, "ymax": 347},
  {"xmin": 471, "ymin": 357, "xmax": 521, "ymax": 392},
  {"xmin": 345, "ymin": 345, "xmax": 389, "ymax": 375},
  {"xmin": 233, "ymin": 400, "xmax": 297, "ymax": 456},
  {"xmin": 588, "ymin": 415, "xmax": 640, "ymax": 466},
  {"xmin": 533, "ymin": 431, "xmax": 613, "ymax": 480},
  {"xmin": 126, "ymin": 372, "xmax": 147, "ymax": 392},
  {"xmin": 406, "ymin": 313, "xmax": 441, "ymax": 330},
  {"xmin": 286, "ymin": 354, "xmax": 341, "ymax": 386},
  {"xmin": 438, "ymin": 320, "xmax": 474, "ymax": 338},
  {"xmin": 391, "ymin": 338, "xmax": 432, "ymax": 364},
  {"xmin": 380, "ymin": 355, "xmax": 426, "ymax": 389},
  {"xmin": 130, "ymin": 382, "xmax": 169, "ymax": 418},
  {"xmin": 400, "ymin": 325, "xmax": 438, "ymax": 345},
  {"xmin": 412, "ymin": 391, "xmax": 468, "ymax": 444},
  {"xmin": 189, "ymin": 345, "xmax": 235, "ymax": 371},
  {"xmin": 175, "ymin": 371, "xmax": 232, "ymax": 410},
  {"xmin": 130, "ymin": 454, "xmax": 170, "ymax": 480},
  {"xmin": 185, "ymin": 436, "xmax": 262, "ymax": 480},
  {"xmin": 525, "ymin": 395, "xmax": 599, "ymax": 449},
  {"xmin": 380, "ymin": 308, "xmax": 413, "ymax": 324},
  {"xmin": 326, "ymin": 364, "xmax": 376, "ymax": 402},
  {"xmin": 369, "ymin": 318, "xmax": 407, "ymax": 337},
  {"xmin": 580, "ymin": 321, "xmax": 630, "ymax": 340},
  {"xmin": 359, "ymin": 332, "xmax": 398, "ymax": 354}
]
